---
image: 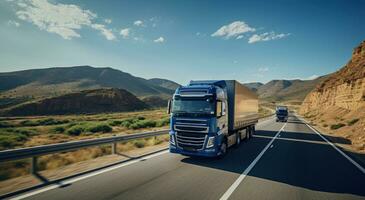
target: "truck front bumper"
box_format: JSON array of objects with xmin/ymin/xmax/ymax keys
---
[{"xmin": 169, "ymin": 145, "xmax": 219, "ymax": 157}]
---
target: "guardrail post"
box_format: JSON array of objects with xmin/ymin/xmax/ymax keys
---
[
  {"xmin": 31, "ymin": 156, "xmax": 37, "ymax": 175},
  {"xmin": 111, "ymin": 142, "xmax": 117, "ymax": 154}
]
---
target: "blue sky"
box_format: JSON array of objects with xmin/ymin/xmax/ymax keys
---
[{"xmin": 0, "ymin": 0, "xmax": 364, "ymax": 84}]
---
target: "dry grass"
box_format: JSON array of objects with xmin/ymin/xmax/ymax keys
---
[{"xmin": 302, "ymin": 105, "xmax": 365, "ymax": 153}]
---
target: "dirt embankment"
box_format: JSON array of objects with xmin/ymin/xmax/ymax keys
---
[{"xmin": 300, "ymin": 40, "xmax": 365, "ymax": 153}]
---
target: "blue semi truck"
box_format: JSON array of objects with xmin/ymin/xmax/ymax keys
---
[
  {"xmin": 167, "ymin": 80, "xmax": 259, "ymax": 157},
  {"xmin": 275, "ymin": 106, "xmax": 288, "ymax": 122}
]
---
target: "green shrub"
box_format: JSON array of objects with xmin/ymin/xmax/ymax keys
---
[
  {"xmin": 137, "ymin": 116, "xmax": 145, "ymax": 120},
  {"xmin": 67, "ymin": 126, "xmax": 84, "ymax": 136},
  {"xmin": 86, "ymin": 124, "xmax": 112, "ymax": 133},
  {"xmin": 20, "ymin": 120, "xmax": 39, "ymax": 126},
  {"xmin": 0, "ymin": 132, "xmax": 28, "ymax": 150},
  {"xmin": 109, "ymin": 120, "xmax": 122, "ymax": 126},
  {"xmin": 330, "ymin": 123, "xmax": 346, "ymax": 130},
  {"xmin": 0, "ymin": 121, "xmax": 13, "ymax": 128},
  {"xmin": 37, "ymin": 118, "xmax": 69, "ymax": 126},
  {"xmin": 134, "ymin": 140, "xmax": 145, "ymax": 148},
  {"xmin": 130, "ymin": 120, "xmax": 157, "ymax": 129},
  {"xmin": 347, "ymin": 118, "xmax": 359, "ymax": 126},
  {"xmin": 4, "ymin": 128, "xmax": 37, "ymax": 136},
  {"xmin": 156, "ymin": 118, "xmax": 170, "ymax": 127},
  {"xmin": 53, "ymin": 126, "xmax": 65, "ymax": 133},
  {"xmin": 121, "ymin": 121, "xmax": 132, "ymax": 128}
]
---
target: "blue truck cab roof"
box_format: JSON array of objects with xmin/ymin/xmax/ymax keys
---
[{"xmin": 174, "ymin": 80, "xmax": 227, "ymax": 99}]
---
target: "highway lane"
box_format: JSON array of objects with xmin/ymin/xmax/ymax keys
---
[{"xmin": 13, "ymin": 115, "xmax": 365, "ymax": 200}]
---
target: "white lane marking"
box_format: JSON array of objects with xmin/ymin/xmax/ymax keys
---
[
  {"xmin": 297, "ymin": 115, "xmax": 365, "ymax": 174},
  {"xmin": 219, "ymin": 123, "xmax": 287, "ymax": 200},
  {"xmin": 9, "ymin": 117, "xmax": 275, "ymax": 200},
  {"xmin": 9, "ymin": 150, "xmax": 169, "ymax": 200}
]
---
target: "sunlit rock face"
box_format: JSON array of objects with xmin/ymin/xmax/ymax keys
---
[{"xmin": 300, "ymin": 40, "xmax": 365, "ymax": 114}]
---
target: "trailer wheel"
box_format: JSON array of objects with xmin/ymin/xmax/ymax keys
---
[
  {"xmin": 235, "ymin": 132, "xmax": 241, "ymax": 147},
  {"xmin": 246, "ymin": 127, "xmax": 250, "ymax": 140},
  {"xmin": 250, "ymin": 125, "xmax": 255, "ymax": 137}
]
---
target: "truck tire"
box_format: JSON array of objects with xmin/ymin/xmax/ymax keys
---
[
  {"xmin": 218, "ymin": 140, "xmax": 227, "ymax": 158},
  {"xmin": 246, "ymin": 127, "xmax": 250, "ymax": 140},
  {"xmin": 235, "ymin": 132, "xmax": 241, "ymax": 147},
  {"xmin": 250, "ymin": 125, "xmax": 255, "ymax": 137}
]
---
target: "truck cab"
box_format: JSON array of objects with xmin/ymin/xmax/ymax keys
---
[
  {"xmin": 276, "ymin": 106, "xmax": 288, "ymax": 122},
  {"xmin": 168, "ymin": 80, "xmax": 258, "ymax": 157}
]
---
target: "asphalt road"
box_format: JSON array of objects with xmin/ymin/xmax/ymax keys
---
[{"xmin": 13, "ymin": 115, "xmax": 365, "ymax": 200}]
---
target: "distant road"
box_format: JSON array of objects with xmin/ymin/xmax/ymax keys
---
[{"xmin": 11, "ymin": 115, "xmax": 365, "ymax": 200}]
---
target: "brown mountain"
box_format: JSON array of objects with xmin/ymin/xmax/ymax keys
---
[
  {"xmin": 148, "ymin": 78, "xmax": 181, "ymax": 91},
  {"xmin": 0, "ymin": 66, "xmax": 178, "ymax": 109},
  {"xmin": 243, "ymin": 82, "xmax": 264, "ymax": 92},
  {"xmin": 256, "ymin": 77, "xmax": 329, "ymax": 102},
  {"xmin": 243, "ymin": 76, "xmax": 329, "ymax": 102},
  {"xmin": 1, "ymin": 88, "xmax": 148, "ymax": 116}
]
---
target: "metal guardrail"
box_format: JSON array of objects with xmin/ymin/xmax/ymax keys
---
[{"xmin": 0, "ymin": 129, "xmax": 169, "ymax": 175}]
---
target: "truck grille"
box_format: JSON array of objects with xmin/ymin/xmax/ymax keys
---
[
  {"xmin": 174, "ymin": 118, "xmax": 209, "ymax": 151},
  {"xmin": 176, "ymin": 131, "xmax": 206, "ymax": 151}
]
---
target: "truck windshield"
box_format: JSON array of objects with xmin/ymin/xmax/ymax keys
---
[
  {"xmin": 172, "ymin": 99, "xmax": 214, "ymax": 114},
  {"xmin": 276, "ymin": 110, "xmax": 288, "ymax": 115}
]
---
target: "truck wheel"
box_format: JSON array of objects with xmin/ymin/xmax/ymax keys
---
[
  {"xmin": 250, "ymin": 125, "xmax": 255, "ymax": 137},
  {"xmin": 246, "ymin": 127, "xmax": 250, "ymax": 140},
  {"xmin": 235, "ymin": 132, "xmax": 241, "ymax": 147},
  {"xmin": 219, "ymin": 141, "xmax": 227, "ymax": 158}
]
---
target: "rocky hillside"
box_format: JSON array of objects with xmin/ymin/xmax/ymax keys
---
[
  {"xmin": 300, "ymin": 40, "xmax": 365, "ymax": 152},
  {"xmin": 1, "ymin": 88, "xmax": 148, "ymax": 116},
  {"xmin": 301, "ymin": 41, "xmax": 365, "ymax": 113}
]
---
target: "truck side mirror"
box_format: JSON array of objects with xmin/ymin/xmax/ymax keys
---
[{"xmin": 167, "ymin": 99, "xmax": 172, "ymax": 114}]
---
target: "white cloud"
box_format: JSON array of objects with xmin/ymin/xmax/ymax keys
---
[
  {"xmin": 104, "ymin": 18, "xmax": 112, "ymax": 24},
  {"xmin": 236, "ymin": 35, "xmax": 244, "ymax": 40},
  {"xmin": 258, "ymin": 67, "xmax": 269, "ymax": 72},
  {"xmin": 91, "ymin": 24, "xmax": 116, "ymax": 40},
  {"xmin": 248, "ymin": 32, "xmax": 290, "ymax": 44},
  {"xmin": 8, "ymin": 20, "xmax": 20, "ymax": 27},
  {"xmin": 306, "ymin": 75, "xmax": 319, "ymax": 80},
  {"xmin": 120, "ymin": 28, "xmax": 130, "ymax": 39},
  {"xmin": 153, "ymin": 36, "xmax": 164, "ymax": 43},
  {"xmin": 134, "ymin": 20, "xmax": 143, "ymax": 26},
  {"xmin": 255, "ymin": 67, "xmax": 270, "ymax": 78},
  {"xmin": 12, "ymin": 0, "xmax": 115, "ymax": 40},
  {"xmin": 211, "ymin": 21, "xmax": 255, "ymax": 39}
]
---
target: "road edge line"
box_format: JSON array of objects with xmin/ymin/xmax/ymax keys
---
[
  {"xmin": 9, "ymin": 150, "xmax": 169, "ymax": 200},
  {"xmin": 296, "ymin": 114, "xmax": 365, "ymax": 174},
  {"xmin": 219, "ymin": 122, "xmax": 287, "ymax": 200}
]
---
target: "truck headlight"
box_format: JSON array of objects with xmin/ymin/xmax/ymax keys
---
[
  {"xmin": 170, "ymin": 135, "xmax": 176, "ymax": 145},
  {"xmin": 206, "ymin": 136, "xmax": 215, "ymax": 148}
]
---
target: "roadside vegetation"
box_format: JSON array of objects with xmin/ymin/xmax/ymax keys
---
[
  {"xmin": 0, "ymin": 109, "xmax": 170, "ymax": 183},
  {"xmin": 330, "ymin": 123, "xmax": 346, "ymax": 130},
  {"xmin": 0, "ymin": 109, "xmax": 169, "ymax": 151}
]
